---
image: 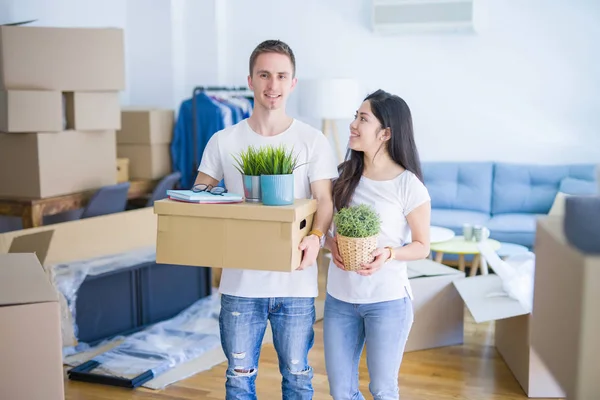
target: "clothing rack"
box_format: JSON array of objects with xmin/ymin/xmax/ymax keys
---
[{"xmin": 191, "ymin": 86, "xmax": 254, "ymax": 175}]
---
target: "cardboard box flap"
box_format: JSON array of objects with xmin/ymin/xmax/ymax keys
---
[
  {"xmin": 407, "ymin": 259, "xmax": 465, "ymax": 279},
  {"xmin": 154, "ymin": 199, "xmax": 317, "ymax": 223},
  {"xmin": 0, "ymin": 253, "xmax": 58, "ymax": 306},
  {"xmin": 8, "ymin": 230, "xmax": 54, "ymax": 265},
  {"xmin": 453, "ymin": 274, "xmax": 529, "ymax": 323}
]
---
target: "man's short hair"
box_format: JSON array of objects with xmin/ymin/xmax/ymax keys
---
[{"xmin": 249, "ymin": 40, "xmax": 296, "ymax": 78}]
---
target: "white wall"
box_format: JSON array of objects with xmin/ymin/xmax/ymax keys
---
[
  {"xmin": 0, "ymin": 0, "xmax": 598, "ymax": 164},
  {"xmin": 222, "ymin": 0, "xmax": 600, "ymax": 164},
  {"xmin": 0, "ymin": 0, "xmax": 131, "ymax": 104},
  {"xmin": 0, "ymin": 0, "xmax": 182, "ymax": 109},
  {"xmin": 125, "ymin": 0, "xmax": 173, "ymax": 108}
]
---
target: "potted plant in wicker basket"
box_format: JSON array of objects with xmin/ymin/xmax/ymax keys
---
[
  {"xmin": 333, "ymin": 204, "xmax": 382, "ymax": 271},
  {"xmin": 258, "ymin": 145, "xmax": 303, "ymax": 206},
  {"xmin": 232, "ymin": 146, "xmax": 264, "ymax": 203}
]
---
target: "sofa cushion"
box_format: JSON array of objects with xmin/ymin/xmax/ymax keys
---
[
  {"xmin": 431, "ymin": 209, "xmax": 490, "ymax": 234},
  {"xmin": 422, "ymin": 162, "xmax": 493, "ymax": 214},
  {"xmin": 559, "ymin": 177, "xmax": 598, "ymax": 195},
  {"xmin": 492, "ymin": 163, "xmax": 598, "ymax": 215},
  {"xmin": 487, "ymin": 213, "xmax": 540, "ymax": 248},
  {"xmin": 488, "ymin": 231, "xmax": 535, "ymax": 248},
  {"xmin": 487, "ymin": 213, "xmax": 539, "ymax": 233}
]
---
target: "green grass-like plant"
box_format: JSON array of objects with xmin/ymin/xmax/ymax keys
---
[
  {"xmin": 232, "ymin": 146, "xmax": 263, "ymax": 176},
  {"xmin": 259, "ymin": 144, "xmax": 304, "ymax": 175},
  {"xmin": 233, "ymin": 144, "xmax": 305, "ymax": 176},
  {"xmin": 334, "ymin": 204, "xmax": 381, "ymax": 238}
]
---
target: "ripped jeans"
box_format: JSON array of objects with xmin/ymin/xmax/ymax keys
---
[{"xmin": 219, "ymin": 294, "xmax": 316, "ymax": 400}]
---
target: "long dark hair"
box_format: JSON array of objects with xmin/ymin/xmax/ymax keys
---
[{"xmin": 332, "ymin": 89, "xmax": 423, "ymax": 210}]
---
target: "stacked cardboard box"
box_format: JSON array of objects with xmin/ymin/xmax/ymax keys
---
[
  {"xmin": 0, "ymin": 253, "xmax": 64, "ymax": 400},
  {"xmin": 0, "ymin": 25, "xmax": 125, "ymax": 199},
  {"xmin": 117, "ymin": 108, "xmax": 174, "ymax": 180}
]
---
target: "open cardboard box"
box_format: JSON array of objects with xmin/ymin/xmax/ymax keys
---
[
  {"xmin": 453, "ymin": 274, "xmax": 565, "ymax": 398},
  {"xmin": 0, "ymin": 207, "xmax": 157, "ymax": 266},
  {"xmin": 0, "ymin": 208, "xmax": 158, "ymax": 347},
  {"xmin": 405, "ymin": 259, "xmax": 465, "ymax": 352},
  {"xmin": 154, "ymin": 199, "xmax": 317, "ymax": 272},
  {"xmin": 532, "ymin": 216, "xmax": 600, "ymax": 399},
  {"xmin": 0, "ymin": 236, "xmax": 64, "ymax": 400}
]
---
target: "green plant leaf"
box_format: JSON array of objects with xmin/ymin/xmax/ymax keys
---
[
  {"xmin": 232, "ymin": 145, "xmax": 264, "ymax": 175},
  {"xmin": 234, "ymin": 144, "xmax": 305, "ymax": 176},
  {"xmin": 333, "ymin": 204, "xmax": 381, "ymax": 238}
]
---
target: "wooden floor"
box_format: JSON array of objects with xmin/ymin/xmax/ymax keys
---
[{"xmin": 64, "ymin": 262, "xmax": 560, "ymax": 400}]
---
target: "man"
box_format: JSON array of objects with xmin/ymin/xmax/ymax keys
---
[{"xmin": 194, "ymin": 40, "xmax": 338, "ymax": 399}]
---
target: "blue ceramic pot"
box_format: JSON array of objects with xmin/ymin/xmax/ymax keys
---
[{"xmin": 260, "ymin": 174, "xmax": 294, "ymax": 206}]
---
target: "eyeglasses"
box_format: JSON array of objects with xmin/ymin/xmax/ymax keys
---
[{"xmin": 191, "ymin": 184, "xmax": 228, "ymax": 195}]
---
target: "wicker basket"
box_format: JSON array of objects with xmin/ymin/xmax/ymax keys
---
[{"xmin": 336, "ymin": 233, "xmax": 379, "ymax": 271}]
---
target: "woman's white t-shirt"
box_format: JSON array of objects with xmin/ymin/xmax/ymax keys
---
[{"xmin": 327, "ymin": 170, "xmax": 431, "ymax": 304}]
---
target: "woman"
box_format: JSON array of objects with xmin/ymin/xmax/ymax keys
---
[{"xmin": 323, "ymin": 89, "xmax": 431, "ymax": 400}]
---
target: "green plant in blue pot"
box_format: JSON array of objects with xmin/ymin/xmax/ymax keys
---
[
  {"xmin": 259, "ymin": 145, "xmax": 303, "ymax": 206},
  {"xmin": 232, "ymin": 146, "xmax": 264, "ymax": 203}
]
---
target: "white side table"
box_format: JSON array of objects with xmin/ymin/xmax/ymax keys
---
[{"xmin": 430, "ymin": 226, "xmax": 455, "ymax": 243}]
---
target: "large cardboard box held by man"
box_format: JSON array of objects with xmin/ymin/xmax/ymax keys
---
[
  {"xmin": 0, "ymin": 26, "xmax": 125, "ymax": 91},
  {"xmin": 0, "ymin": 253, "xmax": 64, "ymax": 400},
  {"xmin": 531, "ymin": 217, "xmax": 600, "ymax": 400},
  {"xmin": 0, "ymin": 130, "xmax": 117, "ymax": 198},
  {"xmin": 154, "ymin": 199, "xmax": 317, "ymax": 272},
  {"xmin": 453, "ymin": 274, "xmax": 565, "ymax": 398}
]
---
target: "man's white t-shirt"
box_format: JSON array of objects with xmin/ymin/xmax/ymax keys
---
[
  {"xmin": 327, "ymin": 171, "xmax": 431, "ymax": 304},
  {"xmin": 198, "ymin": 119, "xmax": 339, "ymax": 298}
]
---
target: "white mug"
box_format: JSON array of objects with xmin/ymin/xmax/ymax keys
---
[
  {"xmin": 463, "ymin": 223, "xmax": 474, "ymax": 241},
  {"xmin": 473, "ymin": 226, "xmax": 490, "ymax": 242}
]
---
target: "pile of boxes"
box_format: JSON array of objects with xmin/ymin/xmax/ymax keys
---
[
  {"xmin": 117, "ymin": 108, "xmax": 174, "ymax": 180},
  {"xmin": 0, "ymin": 25, "xmax": 125, "ymax": 199}
]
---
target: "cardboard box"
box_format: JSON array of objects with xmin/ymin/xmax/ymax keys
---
[
  {"xmin": 405, "ymin": 259, "xmax": 465, "ymax": 352},
  {"xmin": 65, "ymin": 92, "xmax": 121, "ymax": 130},
  {"xmin": 117, "ymin": 108, "xmax": 174, "ymax": 144},
  {"xmin": 0, "ymin": 253, "xmax": 64, "ymax": 400},
  {"xmin": 0, "ymin": 90, "xmax": 63, "ymax": 132},
  {"xmin": 531, "ymin": 217, "xmax": 600, "ymax": 399},
  {"xmin": 117, "ymin": 157, "xmax": 129, "ymax": 183},
  {"xmin": 0, "ymin": 208, "xmax": 158, "ymax": 347},
  {"xmin": 154, "ymin": 199, "xmax": 317, "ymax": 272},
  {"xmin": 0, "ymin": 26, "xmax": 125, "ymax": 91},
  {"xmin": 0, "ymin": 130, "xmax": 117, "ymax": 199},
  {"xmin": 117, "ymin": 143, "xmax": 171, "ymax": 180},
  {"xmin": 0, "ymin": 208, "xmax": 157, "ymax": 267},
  {"xmin": 454, "ymin": 274, "xmax": 565, "ymax": 398}
]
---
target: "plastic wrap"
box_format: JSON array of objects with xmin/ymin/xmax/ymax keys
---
[
  {"xmin": 49, "ymin": 246, "xmax": 157, "ymax": 347},
  {"xmin": 67, "ymin": 292, "xmax": 222, "ymax": 380},
  {"xmin": 478, "ymin": 242, "xmax": 536, "ymax": 311}
]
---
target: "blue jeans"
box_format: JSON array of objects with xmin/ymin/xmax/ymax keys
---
[
  {"xmin": 219, "ymin": 294, "xmax": 316, "ymax": 400},
  {"xmin": 323, "ymin": 293, "xmax": 414, "ymax": 400}
]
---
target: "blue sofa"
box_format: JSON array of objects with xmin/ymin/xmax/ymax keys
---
[{"xmin": 422, "ymin": 162, "xmax": 599, "ymax": 248}]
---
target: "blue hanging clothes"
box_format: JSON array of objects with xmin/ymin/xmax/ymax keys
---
[
  {"xmin": 171, "ymin": 93, "xmax": 227, "ymax": 189},
  {"xmin": 171, "ymin": 90, "xmax": 254, "ymax": 190}
]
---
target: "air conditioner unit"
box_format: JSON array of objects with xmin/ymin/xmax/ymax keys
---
[{"xmin": 372, "ymin": 0, "xmax": 475, "ymax": 34}]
